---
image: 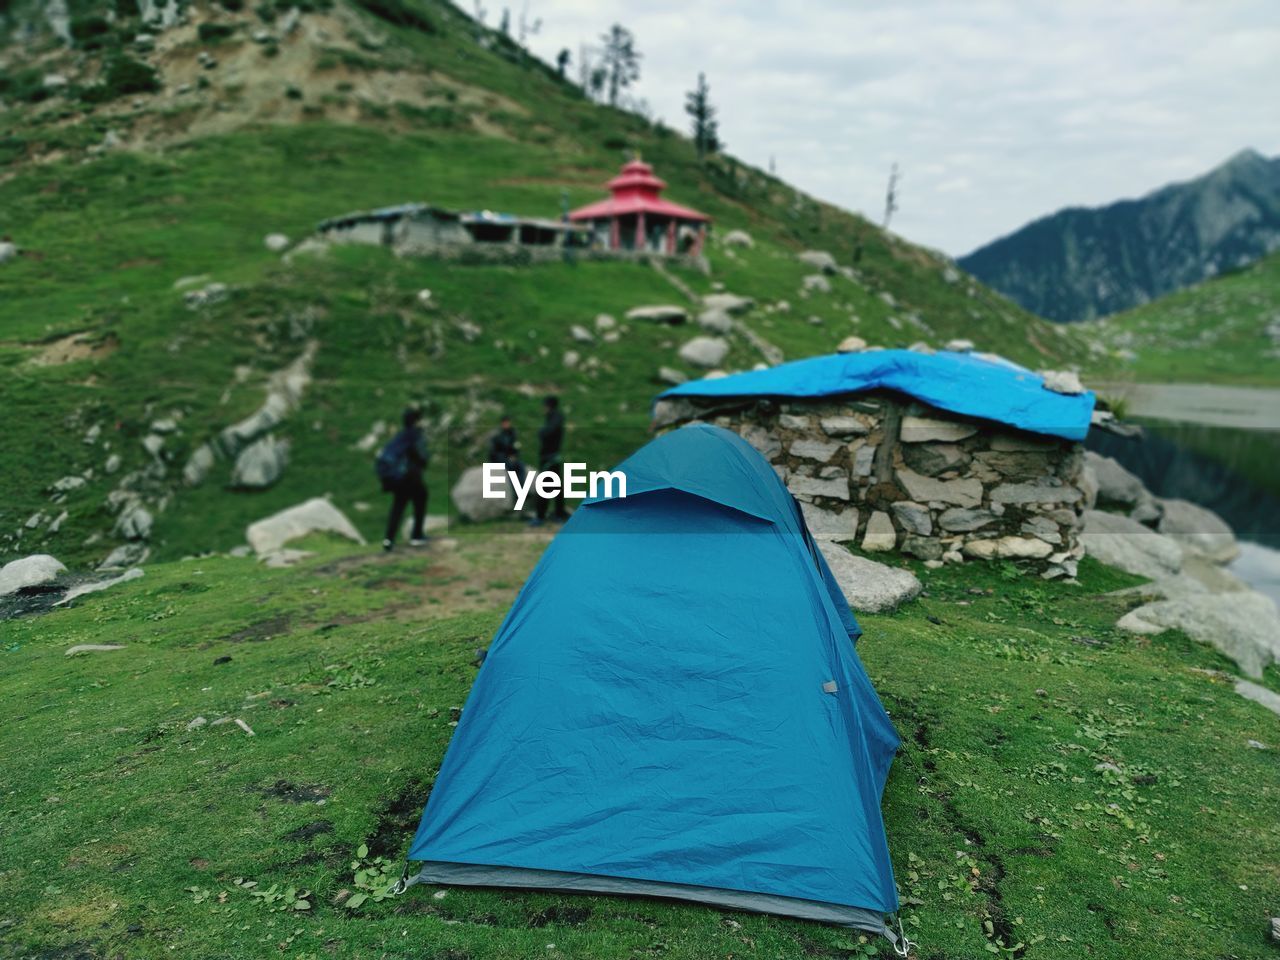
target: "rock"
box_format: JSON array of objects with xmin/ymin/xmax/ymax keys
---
[
  {"xmin": 900, "ymin": 416, "xmax": 977, "ymax": 443},
  {"xmin": 246, "ymin": 497, "xmax": 366, "ymax": 556},
  {"xmin": 594, "ymin": 313, "xmax": 616, "ymax": 331},
  {"xmin": 657, "ymin": 366, "xmax": 688, "ymax": 386},
  {"xmin": 991, "ymin": 433, "xmax": 1057, "ymax": 453},
  {"xmin": 1118, "ymin": 592, "xmax": 1280, "ymax": 679},
  {"xmin": 790, "ymin": 438, "xmax": 840, "ymax": 462},
  {"xmin": 451, "ymin": 465, "xmax": 515, "ymax": 522},
  {"xmin": 1129, "ymin": 496, "xmax": 1162, "ymax": 524},
  {"xmin": 142, "ymin": 434, "xmax": 165, "ymax": 458},
  {"xmin": 263, "ymin": 548, "xmax": 314, "ymax": 568},
  {"xmin": 0, "ymin": 555, "xmax": 67, "ymax": 597},
  {"xmin": 569, "ymin": 324, "xmax": 595, "ymax": 344},
  {"xmin": 114, "ymin": 503, "xmax": 153, "ymax": 541},
  {"xmin": 902, "ymin": 442, "xmax": 967, "ymax": 477},
  {"xmin": 696, "ymin": 309, "xmax": 734, "ymax": 334},
  {"xmin": 802, "ymin": 274, "xmax": 831, "ymax": 294},
  {"xmin": 65, "ymin": 644, "xmax": 125, "ymax": 656},
  {"xmin": 963, "ymin": 537, "xmax": 1055, "ymax": 560},
  {"xmin": 897, "ymin": 469, "xmax": 983, "ymax": 508},
  {"xmin": 944, "ymin": 338, "xmax": 974, "ymax": 352},
  {"xmin": 722, "ymin": 230, "xmax": 754, "ymax": 248},
  {"xmin": 0, "ymin": 241, "xmax": 17, "ymax": 264},
  {"xmin": 230, "ymin": 435, "xmax": 289, "ymax": 489},
  {"xmin": 99, "ymin": 543, "xmax": 149, "ymax": 571},
  {"xmin": 626, "ymin": 305, "xmax": 688, "ymax": 325},
  {"xmin": 264, "ymin": 233, "xmax": 290, "ymax": 252},
  {"xmin": 902, "ymin": 535, "xmax": 944, "ymax": 561},
  {"xmin": 43, "ymin": 73, "xmax": 70, "ymax": 91},
  {"xmin": 678, "ymin": 336, "xmax": 729, "ymax": 368},
  {"xmin": 184, "ymin": 281, "xmax": 229, "ymax": 310},
  {"xmin": 891, "ymin": 501, "xmax": 932, "ymax": 536},
  {"xmin": 562, "ymin": 350, "xmax": 580, "ymax": 369},
  {"xmin": 938, "ymin": 507, "xmax": 997, "ymax": 532},
  {"xmin": 1156, "ymin": 498, "xmax": 1238, "ymax": 564},
  {"xmin": 801, "ymin": 503, "xmax": 858, "ymax": 541},
  {"xmin": 990, "ymin": 482, "xmax": 1082, "ymax": 505},
  {"xmin": 787, "ymin": 475, "xmax": 849, "ymax": 500},
  {"xmin": 779, "ymin": 414, "xmax": 810, "ymax": 430},
  {"xmin": 862, "ymin": 511, "xmax": 896, "ymax": 552},
  {"xmin": 739, "ymin": 424, "xmax": 782, "ymax": 460},
  {"xmin": 56, "ymin": 568, "xmax": 144, "ymax": 606},
  {"xmin": 1084, "ymin": 451, "xmax": 1147, "ymax": 507},
  {"xmin": 817, "ymin": 541, "xmax": 921, "ymax": 613},
  {"xmin": 819, "ymin": 416, "xmax": 868, "ymax": 438},
  {"xmin": 51, "ymin": 475, "xmax": 87, "ymax": 493},
  {"xmin": 852, "ymin": 445, "xmax": 876, "ymax": 477},
  {"xmin": 1021, "ymin": 516, "xmax": 1062, "ymax": 544},
  {"xmin": 702, "ymin": 293, "xmax": 754, "ymax": 315},
  {"xmin": 187, "ymin": 716, "xmax": 208, "ymax": 731},
  {"xmin": 836, "ymin": 336, "xmax": 867, "ymax": 353},
  {"xmin": 1270, "ymin": 915, "xmax": 1280, "ymax": 944},
  {"xmin": 798, "ymin": 250, "xmax": 838, "ymax": 274},
  {"xmin": 1040, "ymin": 369, "xmax": 1085, "ymax": 395},
  {"xmin": 1080, "ymin": 510, "xmax": 1183, "ymax": 580},
  {"xmin": 183, "ymin": 444, "xmax": 215, "ymax": 486}
]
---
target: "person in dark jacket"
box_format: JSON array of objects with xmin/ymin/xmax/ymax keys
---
[
  {"xmin": 531, "ymin": 395, "xmax": 570, "ymax": 526},
  {"xmin": 487, "ymin": 415, "xmax": 525, "ymax": 483},
  {"xmin": 381, "ymin": 405, "xmax": 430, "ymax": 551}
]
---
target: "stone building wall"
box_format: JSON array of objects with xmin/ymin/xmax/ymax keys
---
[{"xmin": 653, "ymin": 392, "xmax": 1088, "ymax": 578}]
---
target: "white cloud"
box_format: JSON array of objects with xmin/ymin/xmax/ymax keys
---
[{"xmin": 497, "ymin": 0, "xmax": 1280, "ymax": 255}]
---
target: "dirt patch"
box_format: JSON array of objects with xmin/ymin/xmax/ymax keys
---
[
  {"xmin": 221, "ymin": 614, "xmax": 292, "ymax": 643},
  {"xmin": 26, "ymin": 332, "xmax": 118, "ymax": 367},
  {"xmin": 282, "ymin": 820, "xmax": 334, "ymax": 842},
  {"xmin": 256, "ymin": 779, "xmax": 331, "ymax": 804},
  {"xmin": 528, "ymin": 904, "xmax": 592, "ymax": 928},
  {"xmin": 366, "ymin": 777, "xmax": 431, "ymax": 859}
]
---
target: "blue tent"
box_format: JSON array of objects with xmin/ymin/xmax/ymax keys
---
[
  {"xmin": 404, "ymin": 424, "xmax": 902, "ymax": 938},
  {"xmin": 660, "ymin": 349, "xmax": 1096, "ymax": 441}
]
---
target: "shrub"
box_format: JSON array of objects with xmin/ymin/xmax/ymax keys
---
[
  {"xmin": 70, "ymin": 14, "xmax": 113, "ymax": 50},
  {"xmin": 350, "ymin": 0, "xmax": 435, "ymax": 34},
  {"xmin": 197, "ymin": 22, "xmax": 238, "ymax": 42},
  {"xmin": 80, "ymin": 56, "xmax": 162, "ymax": 103},
  {"xmin": 0, "ymin": 68, "xmax": 53, "ymax": 104}
]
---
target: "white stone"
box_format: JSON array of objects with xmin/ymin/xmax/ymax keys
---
[
  {"xmin": 891, "ymin": 501, "xmax": 932, "ymax": 536},
  {"xmin": 722, "ymin": 230, "xmax": 754, "ymax": 248},
  {"xmin": 1084, "ymin": 451, "xmax": 1147, "ymax": 507},
  {"xmin": 944, "ymin": 338, "xmax": 974, "ymax": 352},
  {"xmin": 0, "ymin": 241, "xmax": 17, "ymax": 264},
  {"xmin": 787, "ymin": 475, "xmax": 849, "ymax": 500},
  {"xmin": 938, "ymin": 507, "xmax": 997, "ymax": 532},
  {"xmin": 246, "ymin": 497, "xmax": 366, "ymax": 556},
  {"xmin": 739, "ymin": 424, "xmax": 782, "ymax": 460},
  {"xmin": 114, "ymin": 503, "xmax": 153, "ymax": 541},
  {"xmin": 790, "ymin": 438, "xmax": 840, "ymax": 462},
  {"xmin": 451, "ymin": 465, "xmax": 516, "ymax": 522},
  {"xmin": 837, "ymin": 336, "xmax": 867, "ymax": 353},
  {"xmin": 798, "ymin": 250, "xmax": 838, "ymax": 273},
  {"xmin": 852, "ymin": 445, "xmax": 876, "ymax": 477},
  {"xmin": 1118, "ymin": 592, "xmax": 1280, "ymax": 679},
  {"xmin": 696, "ymin": 309, "xmax": 734, "ymax": 334},
  {"xmin": 1157, "ymin": 498, "xmax": 1238, "ymax": 564},
  {"xmin": 231, "ymin": 435, "xmax": 289, "ymax": 489},
  {"xmin": 819, "ymin": 416, "xmax": 868, "ymax": 438},
  {"xmin": 801, "ymin": 502, "xmax": 858, "ymax": 541},
  {"xmin": 702, "ymin": 293, "xmax": 754, "ymax": 315},
  {"xmin": 562, "ymin": 350, "xmax": 580, "ymax": 369},
  {"xmin": 1236, "ymin": 679, "xmax": 1280, "ymax": 718},
  {"xmin": 1040, "ymin": 369, "xmax": 1085, "ymax": 395},
  {"xmin": 900, "ymin": 416, "xmax": 977, "ymax": 443},
  {"xmin": 802, "ymin": 274, "xmax": 831, "ymax": 294},
  {"xmin": 569, "ymin": 324, "xmax": 595, "ymax": 344},
  {"xmin": 626, "ymin": 305, "xmax": 688, "ymax": 324},
  {"xmin": 817, "ymin": 541, "xmax": 921, "ymax": 613},
  {"xmin": 897, "ymin": 469, "xmax": 982, "ymax": 508},
  {"xmin": 0, "ymin": 555, "xmax": 67, "ymax": 597},
  {"xmin": 963, "ymin": 537, "xmax": 1054, "ymax": 560},
  {"xmin": 1079, "ymin": 509, "xmax": 1183, "ymax": 580},
  {"xmin": 679, "ymin": 336, "xmax": 729, "ymax": 368},
  {"xmin": 862, "ymin": 511, "xmax": 896, "ymax": 552},
  {"xmin": 264, "ymin": 233, "xmax": 290, "ymax": 252},
  {"xmin": 183, "ymin": 444, "xmax": 215, "ymax": 486},
  {"xmin": 657, "ymin": 366, "xmax": 687, "ymax": 386},
  {"xmin": 990, "ymin": 482, "xmax": 1082, "ymax": 505},
  {"xmin": 56, "ymin": 568, "xmax": 144, "ymax": 606},
  {"xmin": 594, "ymin": 313, "xmax": 616, "ymax": 331},
  {"xmin": 65, "ymin": 644, "xmax": 126, "ymax": 656}
]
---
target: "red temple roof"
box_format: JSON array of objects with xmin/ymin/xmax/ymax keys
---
[{"xmin": 568, "ymin": 160, "xmax": 710, "ymax": 223}]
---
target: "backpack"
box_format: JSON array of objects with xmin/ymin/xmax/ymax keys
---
[{"xmin": 375, "ymin": 432, "xmax": 411, "ymax": 491}]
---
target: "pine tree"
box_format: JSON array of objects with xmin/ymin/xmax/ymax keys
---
[
  {"xmin": 599, "ymin": 24, "xmax": 641, "ymax": 107},
  {"xmin": 684, "ymin": 72, "xmax": 720, "ymax": 162}
]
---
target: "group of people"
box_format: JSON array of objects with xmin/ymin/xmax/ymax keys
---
[{"xmin": 378, "ymin": 396, "xmax": 569, "ymax": 551}]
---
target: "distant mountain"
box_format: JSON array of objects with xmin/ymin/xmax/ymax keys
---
[{"xmin": 958, "ymin": 149, "xmax": 1280, "ymax": 322}]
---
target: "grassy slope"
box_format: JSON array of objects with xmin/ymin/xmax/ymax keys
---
[
  {"xmin": 0, "ymin": 0, "xmax": 1086, "ymax": 569},
  {"xmin": 1080, "ymin": 251, "xmax": 1280, "ymax": 386},
  {"xmin": 2, "ymin": 537, "xmax": 1279, "ymax": 959}
]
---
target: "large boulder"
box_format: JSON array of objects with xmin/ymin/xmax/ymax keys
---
[
  {"xmin": 678, "ymin": 336, "xmax": 729, "ymax": 368},
  {"xmin": 1079, "ymin": 509, "xmax": 1182, "ymax": 579},
  {"xmin": 451, "ymin": 465, "xmax": 517, "ymax": 522},
  {"xmin": 1083, "ymin": 451, "xmax": 1147, "ymax": 507},
  {"xmin": 1118, "ymin": 591, "xmax": 1280, "ymax": 679},
  {"xmin": 817, "ymin": 541, "xmax": 921, "ymax": 614},
  {"xmin": 1157, "ymin": 498, "xmax": 1239, "ymax": 564},
  {"xmin": 230, "ymin": 435, "xmax": 289, "ymax": 489},
  {"xmin": 246, "ymin": 497, "xmax": 366, "ymax": 556},
  {"xmin": 0, "ymin": 555, "xmax": 67, "ymax": 597}
]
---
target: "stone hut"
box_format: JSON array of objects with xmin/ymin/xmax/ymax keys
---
[{"xmin": 652, "ymin": 350, "xmax": 1096, "ymax": 579}]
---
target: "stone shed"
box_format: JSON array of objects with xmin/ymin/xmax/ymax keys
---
[{"xmin": 652, "ymin": 349, "xmax": 1096, "ymax": 578}]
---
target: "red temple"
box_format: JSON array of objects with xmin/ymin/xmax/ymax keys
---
[{"xmin": 569, "ymin": 159, "xmax": 710, "ymax": 255}]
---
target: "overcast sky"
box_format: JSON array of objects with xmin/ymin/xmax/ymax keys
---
[{"xmin": 505, "ymin": 0, "xmax": 1280, "ymax": 256}]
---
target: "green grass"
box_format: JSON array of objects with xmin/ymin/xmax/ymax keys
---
[
  {"xmin": 1081, "ymin": 252, "xmax": 1280, "ymax": 386},
  {"xmin": 1, "ymin": 538, "xmax": 1278, "ymax": 959}
]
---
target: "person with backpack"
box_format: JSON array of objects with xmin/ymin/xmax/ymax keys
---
[
  {"xmin": 487, "ymin": 415, "xmax": 526, "ymax": 486},
  {"xmin": 377, "ymin": 405, "xmax": 430, "ymax": 551}
]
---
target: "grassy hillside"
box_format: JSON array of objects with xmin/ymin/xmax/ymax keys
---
[
  {"xmin": 0, "ymin": 0, "xmax": 1086, "ymax": 569},
  {"xmin": 1080, "ymin": 251, "xmax": 1280, "ymax": 386},
  {"xmin": 3, "ymin": 537, "xmax": 1280, "ymax": 959}
]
